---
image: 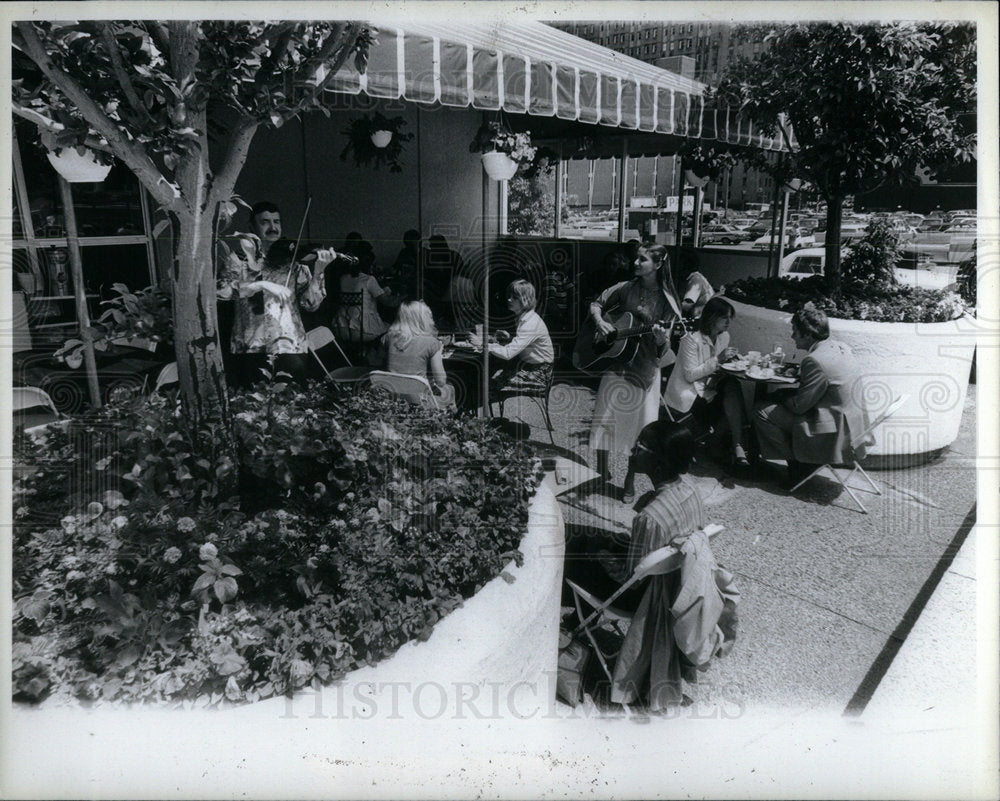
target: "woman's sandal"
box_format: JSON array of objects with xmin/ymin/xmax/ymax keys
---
[{"xmin": 730, "ymin": 445, "xmax": 751, "ymax": 471}]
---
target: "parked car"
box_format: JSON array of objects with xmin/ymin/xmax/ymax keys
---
[
  {"xmin": 752, "ymin": 227, "xmax": 815, "ymax": 251},
  {"xmin": 778, "ymin": 247, "xmax": 957, "ymax": 290},
  {"xmin": 700, "ymin": 224, "xmax": 751, "ymax": 245}
]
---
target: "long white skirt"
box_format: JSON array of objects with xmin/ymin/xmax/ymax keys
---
[{"xmin": 589, "ymin": 369, "xmax": 662, "ymax": 455}]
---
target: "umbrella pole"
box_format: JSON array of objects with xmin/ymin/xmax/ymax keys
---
[{"xmin": 57, "ymin": 176, "xmax": 101, "ymax": 408}]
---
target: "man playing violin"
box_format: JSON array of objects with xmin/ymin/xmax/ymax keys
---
[{"xmin": 217, "ymin": 200, "xmax": 336, "ymax": 387}]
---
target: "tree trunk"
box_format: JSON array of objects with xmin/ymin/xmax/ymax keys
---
[
  {"xmin": 171, "ymin": 211, "xmax": 238, "ymax": 492},
  {"xmin": 823, "ymin": 195, "xmax": 844, "ymax": 294}
]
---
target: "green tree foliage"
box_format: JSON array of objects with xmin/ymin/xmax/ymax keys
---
[
  {"xmin": 507, "ymin": 173, "xmax": 570, "ymax": 237},
  {"xmin": 716, "ymin": 22, "xmax": 976, "ymax": 291}
]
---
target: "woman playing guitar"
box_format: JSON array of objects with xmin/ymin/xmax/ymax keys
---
[{"xmin": 587, "ymin": 243, "xmax": 683, "ymax": 502}]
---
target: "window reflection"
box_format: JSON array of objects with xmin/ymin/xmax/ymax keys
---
[{"xmin": 71, "ymin": 163, "xmax": 146, "ymax": 236}]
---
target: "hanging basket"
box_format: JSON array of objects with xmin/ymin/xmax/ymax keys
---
[
  {"xmin": 370, "ymin": 129, "xmax": 393, "ymax": 149},
  {"xmin": 481, "ymin": 151, "xmax": 519, "ymax": 181},
  {"xmin": 46, "ymin": 148, "xmax": 112, "ymax": 183},
  {"xmin": 684, "ymin": 169, "xmax": 710, "ymax": 189}
]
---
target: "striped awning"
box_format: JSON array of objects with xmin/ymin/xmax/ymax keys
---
[{"xmin": 322, "ymin": 21, "xmax": 790, "ymax": 152}]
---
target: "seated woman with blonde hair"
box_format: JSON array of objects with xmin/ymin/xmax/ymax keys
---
[
  {"xmin": 484, "ymin": 278, "xmax": 555, "ymax": 399},
  {"xmin": 384, "ymin": 300, "xmax": 456, "ymax": 409}
]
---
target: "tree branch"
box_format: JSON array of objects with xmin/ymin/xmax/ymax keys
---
[
  {"xmin": 286, "ymin": 23, "xmax": 357, "ymax": 118},
  {"xmin": 100, "ymin": 22, "xmax": 154, "ymax": 127},
  {"xmin": 15, "ymin": 22, "xmax": 183, "ymax": 211},
  {"xmin": 145, "ymin": 21, "xmax": 173, "ymax": 67},
  {"xmin": 12, "ymin": 102, "xmax": 114, "ymax": 154},
  {"xmin": 210, "ymin": 117, "xmax": 260, "ymax": 205}
]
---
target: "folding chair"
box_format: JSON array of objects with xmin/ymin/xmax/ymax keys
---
[
  {"xmin": 336, "ymin": 292, "xmax": 365, "ymax": 345},
  {"xmin": 368, "ymin": 370, "xmax": 440, "ymax": 409},
  {"xmin": 565, "ymin": 523, "xmax": 723, "ymax": 684},
  {"xmin": 306, "ymin": 325, "xmax": 353, "ymax": 376},
  {"xmin": 790, "ymin": 395, "xmax": 909, "ymax": 514},
  {"xmin": 153, "ymin": 362, "xmax": 179, "ymax": 393},
  {"xmin": 496, "ymin": 371, "xmax": 556, "ymax": 445},
  {"xmin": 13, "ymin": 385, "xmax": 64, "ymax": 437}
]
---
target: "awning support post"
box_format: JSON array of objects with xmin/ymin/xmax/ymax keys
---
[
  {"xmin": 616, "ymin": 139, "xmax": 628, "ymax": 243},
  {"xmin": 57, "ymin": 175, "xmax": 102, "ymax": 409}
]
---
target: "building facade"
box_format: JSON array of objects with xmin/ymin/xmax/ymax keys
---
[{"xmin": 549, "ymin": 21, "xmax": 777, "ymax": 214}]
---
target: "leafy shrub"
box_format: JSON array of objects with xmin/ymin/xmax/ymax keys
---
[
  {"xmin": 724, "ymin": 274, "xmax": 967, "ymax": 323},
  {"xmin": 726, "ymin": 218, "xmax": 968, "ymax": 323},
  {"xmin": 840, "ymin": 218, "xmax": 900, "ymax": 286},
  {"xmin": 13, "ymin": 380, "xmax": 541, "ymax": 707}
]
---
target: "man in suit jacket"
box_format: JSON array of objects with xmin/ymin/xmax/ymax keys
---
[{"xmin": 753, "ymin": 303, "xmax": 870, "ymax": 484}]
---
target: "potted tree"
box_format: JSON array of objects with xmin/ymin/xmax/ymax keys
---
[{"xmin": 709, "ymin": 22, "xmax": 977, "ymax": 459}]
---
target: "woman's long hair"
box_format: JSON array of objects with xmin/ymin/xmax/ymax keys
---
[
  {"xmin": 639, "ymin": 243, "xmax": 681, "ymax": 313},
  {"xmin": 387, "ymin": 300, "xmax": 438, "ymax": 350}
]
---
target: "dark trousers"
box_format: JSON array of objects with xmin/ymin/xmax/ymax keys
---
[{"xmin": 228, "ymin": 352, "xmax": 309, "ymax": 389}]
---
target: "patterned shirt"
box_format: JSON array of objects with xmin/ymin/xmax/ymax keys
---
[{"xmin": 217, "ymin": 234, "xmax": 325, "ymax": 355}]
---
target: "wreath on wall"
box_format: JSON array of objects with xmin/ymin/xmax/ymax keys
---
[{"xmin": 339, "ymin": 112, "xmax": 413, "ymax": 173}]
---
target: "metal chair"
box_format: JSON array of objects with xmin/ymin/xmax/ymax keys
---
[
  {"xmin": 790, "ymin": 395, "xmax": 909, "ymax": 514},
  {"xmin": 153, "ymin": 362, "xmax": 179, "ymax": 393},
  {"xmin": 496, "ymin": 371, "xmax": 556, "ymax": 445},
  {"xmin": 336, "ymin": 291, "xmax": 366, "ymax": 345},
  {"xmin": 306, "ymin": 325, "xmax": 353, "ymax": 375},
  {"xmin": 565, "ymin": 523, "xmax": 723, "ymax": 685},
  {"xmin": 368, "ymin": 370, "xmax": 440, "ymax": 409},
  {"xmin": 13, "ymin": 385, "xmax": 64, "ymax": 436}
]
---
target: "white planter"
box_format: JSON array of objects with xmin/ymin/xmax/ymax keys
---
[
  {"xmin": 727, "ymin": 298, "xmax": 976, "ymax": 457},
  {"xmin": 481, "ymin": 151, "xmax": 518, "ymax": 181},
  {"xmin": 46, "ymin": 148, "xmax": 113, "ymax": 183},
  {"xmin": 370, "ymin": 129, "xmax": 393, "ymax": 148},
  {"xmin": 238, "ymin": 482, "xmax": 565, "ymax": 720}
]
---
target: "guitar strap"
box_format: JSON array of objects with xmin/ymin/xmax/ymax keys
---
[{"xmin": 660, "ymin": 282, "xmax": 683, "ymax": 322}]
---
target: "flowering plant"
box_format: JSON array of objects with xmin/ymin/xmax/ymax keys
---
[{"xmin": 469, "ymin": 121, "xmax": 537, "ymax": 165}]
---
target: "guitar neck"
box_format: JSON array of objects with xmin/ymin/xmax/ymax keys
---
[{"xmin": 618, "ymin": 320, "xmax": 669, "ymax": 338}]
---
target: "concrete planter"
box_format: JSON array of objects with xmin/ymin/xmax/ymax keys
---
[
  {"xmin": 240, "ymin": 482, "xmax": 565, "ymax": 721},
  {"xmin": 727, "ymin": 298, "xmax": 976, "ymax": 458}
]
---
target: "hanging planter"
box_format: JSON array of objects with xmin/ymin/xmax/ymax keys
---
[
  {"xmin": 340, "ymin": 112, "xmax": 413, "ymax": 172},
  {"xmin": 470, "ymin": 121, "xmax": 537, "ymax": 182},
  {"xmin": 684, "ymin": 168, "xmax": 711, "ymax": 189},
  {"xmin": 46, "ymin": 145, "xmax": 113, "ymax": 183},
  {"xmin": 481, "ymin": 151, "xmax": 519, "ymax": 181},
  {"xmin": 370, "ymin": 129, "xmax": 393, "ymax": 149}
]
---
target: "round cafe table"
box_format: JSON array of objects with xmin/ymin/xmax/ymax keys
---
[{"xmin": 719, "ymin": 360, "xmax": 800, "ymax": 419}]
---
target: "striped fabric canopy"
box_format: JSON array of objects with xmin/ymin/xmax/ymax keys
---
[{"xmin": 322, "ymin": 21, "xmax": 790, "ymax": 152}]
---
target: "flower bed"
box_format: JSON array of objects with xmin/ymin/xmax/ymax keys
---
[{"xmin": 12, "ymin": 380, "xmax": 542, "ymax": 707}]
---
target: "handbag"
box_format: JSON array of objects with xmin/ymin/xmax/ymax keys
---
[{"xmin": 556, "ymin": 629, "xmax": 593, "ymax": 706}]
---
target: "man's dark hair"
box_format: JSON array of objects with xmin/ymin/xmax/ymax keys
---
[
  {"xmin": 637, "ymin": 420, "xmax": 695, "ymax": 483},
  {"xmin": 250, "ymin": 201, "xmax": 280, "ymax": 220}
]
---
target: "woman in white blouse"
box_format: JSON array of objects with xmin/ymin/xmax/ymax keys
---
[
  {"xmin": 481, "ymin": 279, "xmax": 555, "ymax": 399},
  {"xmin": 663, "ymin": 296, "xmax": 749, "ymax": 468}
]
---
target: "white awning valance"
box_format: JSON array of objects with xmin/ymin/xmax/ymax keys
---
[{"xmin": 322, "ymin": 21, "xmax": 789, "ymax": 152}]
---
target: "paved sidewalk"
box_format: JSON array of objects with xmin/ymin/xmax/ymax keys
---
[{"xmin": 501, "ymin": 377, "xmax": 980, "ymax": 713}]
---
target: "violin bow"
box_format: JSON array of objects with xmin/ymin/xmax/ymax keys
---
[{"xmin": 284, "ymin": 196, "xmax": 313, "ymax": 288}]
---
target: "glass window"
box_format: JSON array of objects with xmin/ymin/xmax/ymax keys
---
[
  {"xmin": 506, "ymin": 169, "xmax": 559, "ymax": 238},
  {"xmin": 71, "ymin": 163, "xmax": 147, "ymax": 237},
  {"xmin": 12, "ymin": 119, "xmax": 156, "ymax": 340}
]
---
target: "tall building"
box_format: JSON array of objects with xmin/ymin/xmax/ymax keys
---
[
  {"xmin": 548, "ymin": 21, "xmax": 768, "ymax": 85},
  {"xmin": 548, "ymin": 21, "xmax": 778, "ymax": 214}
]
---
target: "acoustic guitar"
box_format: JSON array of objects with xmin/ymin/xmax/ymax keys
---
[{"xmin": 573, "ymin": 312, "xmax": 684, "ymax": 375}]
